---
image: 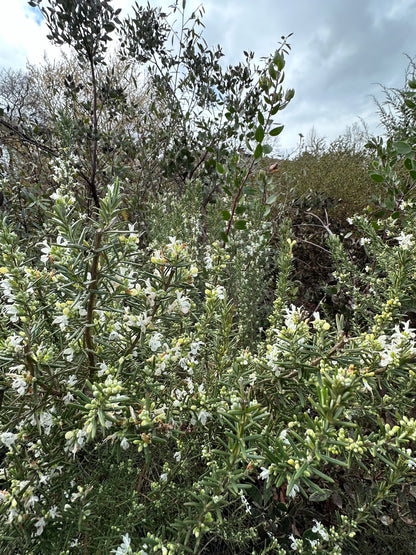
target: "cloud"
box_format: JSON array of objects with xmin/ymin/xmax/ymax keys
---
[
  {"xmin": 1, "ymin": 0, "xmax": 415, "ymax": 154},
  {"xmin": 0, "ymin": 1, "xmax": 65, "ymax": 69}
]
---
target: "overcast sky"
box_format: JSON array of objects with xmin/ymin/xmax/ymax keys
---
[{"xmin": 1, "ymin": 0, "xmax": 416, "ymax": 155}]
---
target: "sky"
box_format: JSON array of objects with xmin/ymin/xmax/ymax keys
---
[{"xmin": 1, "ymin": 0, "xmax": 416, "ymax": 156}]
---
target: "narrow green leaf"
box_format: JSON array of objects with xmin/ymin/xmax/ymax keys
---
[
  {"xmin": 320, "ymin": 454, "xmax": 349, "ymax": 468},
  {"xmin": 269, "ymin": 64, "xmax": 277, "ymax": 80},
  {"xmin": 98, "ymin": 408, "xmax": 106, "ymax": 428},
  {"xmin": 74, "ymin": 390, "xmax": 92, "ymax": 402},
  {"xmin": 270, "ymin": 125, "xmax": 284, "ymax": 137},
  {"xmin": 266, "ymin": 193, "xmax": 278, "ymax": 205},
  {"xmin": 310, "ymin": 467, "xmax": 335, "ymax": 483},
  {"xmin": 374, "ymin": 451, "xmax": 396, "ymax": 468},
  {"xmin": 255, "ymin": 125, "xmax": 265, "ymax": 143},
  {"xmin": 234, "ymin": 220, "xmax": 247, "ymax": 230},
  {"xmin": 221, "ymin": 210, "xmax": 231, "ymax": 221},
  {"xmin": 254, "ymin": 144, "xmax": 263, "ymax": 159},
  {"xmin": 245, "ymin": 137, "xmax": 253, "ymax": 152},
  {"xmin": 216, "ymin": 163, "xmax": 225, "ymax": 174},
  {"xmin": 369, "ymin": 172, "xmax": 384, "ymax": 183},
  {"xmin": 90, "ymin": 418, "xmax": 97, "ymax": 440},
  {"xmin": 309, "ymin": 489, "xmax": 332, "ymax": 502},
  {"xmin": 257, "ymin": 112, "xmax": 265, "ymax": 125}
]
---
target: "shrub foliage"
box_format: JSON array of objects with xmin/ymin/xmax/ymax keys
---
[{"xmin": 1, "ymin": 2, "xmax": 416, "ymax": 554}]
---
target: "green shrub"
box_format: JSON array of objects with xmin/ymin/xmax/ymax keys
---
[
  {"xmin": 272, "ymin": 134, "xmax": 377, "ymax": 220},
  {"xmin": 1, "ymin": 160, "xmax": 416, "ymax": 552}
]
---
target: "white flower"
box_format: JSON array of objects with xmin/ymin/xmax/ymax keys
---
[
  {"xmin": 397, "ymin": 231, "xmax": 413, "ymax": 250},
  {"xmin": 379, "ymin": 341, "xmax": 401, "ymax": 367},
  {"xmin": 204, "ymin": 253, "xmax": 213, "ymax": 270},
  {"xmin": 239, "ymin": 489, "xmax": 252, "ymax": 514},
  {"xmin": 56, "ymin": 235, "xmax": 68, "ymax": 247},
  {"xmin": 136, "ymin": 313, "xmax": 150, "ymax": 333},
  {"xmin": 65, "ymin": 428, "xmax": 87, "ymax": 454},
  {"xmin": 11, "ymin": 375, "xmax": 28, "ymax": 396},
  {"xmin": 289, "ymin": 534, "xmax": 299, "ymax": 550},
  {"xmin": 259, "ymin": 467, "xmax": 270, "ymax": 481},
  {"xmin": 63, "ymin": 347, "xmax": 74, "ymax": 362},
  {"xmin": 38, "ymin": 240, "xmax": 51, "ymax": 264},
  {"xmin": 109, "ymin": 330, "xmax": 121, "ymax": 341},
  {"xmin": 149, "ymin": 333, "xmax": 162, "ymax": 352},
  {"xmin": 50, "ymin": 191, "xmax": 61, "ymax": 201},
  {"xmin": 288, "ymin": 484, "xmax": 299, "ymax": 498},
  {"xmin": 176, "ymin": 291, "xmax": 191, "ymax": 314},
  {"xmin": 215, "ymin": 285, "xmax": 226, "ymax": 300},
  {"xmin": 0, "ymin": 432, "xmax": 18, "ymax": 448},
  {"xmin": 52, "ymin": 314, "xmax": 69, "ymax": 331},
  {"xmin": 34, "ymin": 517, "xmax": 46, "ymax": 536},
  {"xmin": 29, "ymin": 411, "xmax": 53, "ymax": 435},
  {"xmin": 197, "ymin": 409, "xmax": 211, "ymax": 426},
  {"xmin": 49, "ymin": 505, "xmax": 59, "ymax": 519},
  {"xmin": 7, "ymin": 507, "xmax": 18, "ymax": 524},
  {"xmin": 311, "ymin": 519, "xmax": 329, "ymax": 541},
  {"xmin": 72, "ymin": 301, "xmax": 87, "ymax": 317},
  {"xmin": 39, "ymin": 474, "xmax": 49, "ymax": 485},
  {"xmin": 174, "ymin": 451, "xmax": 182, "ymax": 462},
  {"xmin": 284, "ymin": 304, "xmax": 303, "ymax": 331},
  {"xmin": 190, "ymin": 341, "xmax": 204, "ymax": 355},
  {"xmin": 39, "ymin": 412, "xmax": 53, "ymax": 435},
  {"xmin": 8, "ymin": 334, "xmax": 23, "ymax": 352},
  {"xmin": 279, "ymin": 429, "xmax": 290, "ymax": 445},
  {"xmin": 179, "ymin": 357, "xmax": 189, "ymax": 370},
  {"xmin": 120, "ymin": 437, "xmax": 130, "ymax": 450},
  {"xmin": 62, "ymin": 392, "xmax": 74, "ymax": 405},
  {"xmin": 401, "ymin": 320, "xmax": 416, "ymax": 338},
  {"xmin": 98, "ymin": 362, "xmax": 108, "ymax": 377},
  {"xmin": 160, "ymin": 473, "xmax": 168, "ymax": 482},
  {"xmin": 112, "ymin": 533, "xmax": 132, "ymax": 555},
  {"xmin": 4, "ymin": 304, "xmax": 19, "ymax": 322},
  {"xmin": 67, "ymin": 374, "xmax": 77, "ymax": 387},
  {"xmin": 26, "ymin": 494, "xmax": 39, "ymax": 508}
]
